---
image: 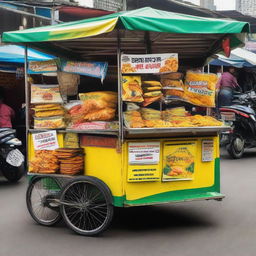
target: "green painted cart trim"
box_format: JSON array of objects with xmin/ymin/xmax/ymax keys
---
[
  {"xmin": 113, "ymin": 196, "xmax": 126, "ymax": 207},
  {"xmin": 117, "ymin": 158, "xmax": 221, "ymax": 207},
  {"xmin": 124, "ymin": 192, "xmax": 224, "ymax": 206}
]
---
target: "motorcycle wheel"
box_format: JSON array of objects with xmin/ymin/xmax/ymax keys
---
[
  {"xmin": 226, "ymin": 135, "xmax": 245, "ymax": 159},
  {"xmin": 2, "ymin": 162, "xmax": 24, "ymax": 182}
]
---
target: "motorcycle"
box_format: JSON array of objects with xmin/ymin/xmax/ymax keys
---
[
  {"xmin": 0, "ymin": 128, "xmax": 25, "ymax": 182},
  {"xmin": 220, "ymin": 91, "xmax": 256, "ymax": 159}
]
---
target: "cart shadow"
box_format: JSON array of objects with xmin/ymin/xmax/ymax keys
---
[
  {"xmin": 111, "ymin": 205, "xmax": 214, "ymax": 232},
  {"xmin": 0, "ymin": 177, "xmax": 25, "ymax": 188}
]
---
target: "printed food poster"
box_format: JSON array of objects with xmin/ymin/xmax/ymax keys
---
[
  {"xmin": 121, "ymin": 53, "xmax": 178, "ymax": 74},
  {"xmin": 162, "ymin": 142, "xmax": 196, "ymax": 181}
]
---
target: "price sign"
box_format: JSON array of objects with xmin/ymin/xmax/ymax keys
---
[{"xmin": 32, "ymin": 130, "xmax": 59, "ymax": 150}]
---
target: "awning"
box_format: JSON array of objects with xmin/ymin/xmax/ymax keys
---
[
  {"xmin": 2, "ymin": 7, "xmax": 250, "ymax": 67},
  {"xmin": 0, "ymin": 45, "xmax": 54, "ymax": 63},
  {"xmin": 3, "ymin": 7, "xmax": 249, "ymax": 43},
  {"xmin": 210, "ymin": 48, "xmax": 256, "ymax": 67}
]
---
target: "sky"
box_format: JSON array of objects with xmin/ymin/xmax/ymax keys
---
[{"xmin": 187, "ymin": 0, "xmax": 236, "ymax": 10}]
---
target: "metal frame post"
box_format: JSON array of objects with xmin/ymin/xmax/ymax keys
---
[{"xmin": 117, "ymin": 31, "xmax": 124, "ymax": 150}]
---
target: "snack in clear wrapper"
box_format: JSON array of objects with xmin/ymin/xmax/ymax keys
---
[
  {"xmin": 34, "ymin": 116, "xmax": 66, "ymax": 129},
  {"xmin": 124, "ymin": 110, "xmax": 145, "ymax": 128}
]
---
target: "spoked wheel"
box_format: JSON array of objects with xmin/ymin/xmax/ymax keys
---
[
  {"xmin": 26, "ymin": 176, "xmax": 62, "ymax": 226},
  {"xmin": 60, "ymin": 176, "xmax": 113, "ymax": 236},
  {"xmin": 226, "ymin": 134, "xmax": 245, "ymax": 159}
]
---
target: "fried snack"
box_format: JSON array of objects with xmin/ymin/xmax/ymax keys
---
[
  {"xmin": 29, "ymin": 150, "xmax": 59, "ymax": 174},
  {"xmin": 83, "ymin": 108, "xmax": 116, "ymax": 121},
  {"xmin": 122, "ymin": 76, "xmax": 143, "ymax": 102},
  {"xmin": 56, "ymin": 148, "xmax": 84, "ymax": 175},
  {"xmin": 124, "ymin": 110, "xmax": 145, "ymax": 128},
  {"xmin": 184, "ymin": 72, "xmax": 218, "ymax": 107}
]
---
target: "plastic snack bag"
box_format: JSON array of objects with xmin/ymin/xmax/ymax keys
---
[
  {"xmin": 184, "ymin": 72, "xmax": 218, "ymax": 107},
  {"xmin": 122, "ymin": 76, "xmax": 143, "ymax": 102},
  {"xmin": 31, "ymin": 84, "xmax": 63, "ymax": 104}
]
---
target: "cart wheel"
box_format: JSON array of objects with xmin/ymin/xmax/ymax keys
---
[
  {"xmin": 60, "ymin": 176, "xmax": 113, "ymax": 236},
  {"xmin": 26, "ymin": 176, "xmax": 62, "ymax": 226}
]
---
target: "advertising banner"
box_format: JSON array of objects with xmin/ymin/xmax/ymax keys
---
[
  {"xmin": 121, "ymin": 53, "xmax": 178, "ymax": 74},
  {"xmin": 162, "ymin": 142, "xmax": 196, "ymax": 181}
]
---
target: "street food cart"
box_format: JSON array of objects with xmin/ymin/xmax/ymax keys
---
[{"xmin": 3, "ymin": 7, "xmax": 249, "ymax": 236}]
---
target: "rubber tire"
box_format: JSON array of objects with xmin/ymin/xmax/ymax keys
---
[
  {"xmin": 60, "ymin": 176, "xmax": 114, "ymax": 236},
  {"xmin": 2, "ymin": 162, "xmax": 24, "ymax": 182},
  {"xmin": 26, "ymin": 176, "xmax": 62, "ymax": 226},
  {"xmin": 226, "ymin": 135, "xmax": 245, "ymax": 159}
]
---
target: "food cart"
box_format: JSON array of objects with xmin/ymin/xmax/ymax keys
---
[{"xmin": 3, "ymin": 7, "xmax": 249, "ymax": 236}]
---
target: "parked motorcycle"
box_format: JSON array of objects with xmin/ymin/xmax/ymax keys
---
[
  {"xmin": 0, "ymin": 128, "xmax": 25, "ymax": 182},
  {"xmin": 220, "ymin": 91, "xmax": 256, "ymax": 159}
]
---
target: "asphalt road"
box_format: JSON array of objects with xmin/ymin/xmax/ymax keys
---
[{"xmin": 0, "ymin": 149, "xmax": 256, "ymax": 256}]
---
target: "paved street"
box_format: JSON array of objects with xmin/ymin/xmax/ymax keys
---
[{"xmin": 0, "ymin": 149, "xmax": 256, "ymax": 256}]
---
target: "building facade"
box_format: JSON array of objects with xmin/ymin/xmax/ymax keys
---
[
  {"xmin": 93, "ymin": 0, "xmax": 124, "ymax": 11},
  {"xmin": 236, "ymin": 0, "xmax": 256, "ymax": 16},
  {"xmin": 199, "ymin": 0, "xmax": 216, "ymax": 11}
]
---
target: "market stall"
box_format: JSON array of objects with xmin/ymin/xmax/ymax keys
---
[{"xmin": 3, "ymin": 7, "xmax": 249, "ymax": 236}]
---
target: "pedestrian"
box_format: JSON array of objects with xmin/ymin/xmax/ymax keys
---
[
  {"xmin": 0, "ymin": 88, "xmax": 15, "ymax": 128},
  {"xmin": 216, "ymin": 67, "xmax": 241, "ymax": 107}
]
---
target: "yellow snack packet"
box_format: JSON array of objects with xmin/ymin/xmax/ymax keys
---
[{"xmin": 184, "ymin": 72, "xmax": 218, "ymax": 107}]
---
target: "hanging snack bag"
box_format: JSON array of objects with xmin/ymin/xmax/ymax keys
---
[
  {"xmin": 122, "ymin": 76, "xmax": 143, "ymax": 102},
  {"xmin": 31, "ymin": 84, "xmax": 63, "ymax": 104},
  {"xmin": 184, "ymin": 72, "xmax": 218, "ymax": 107}
]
